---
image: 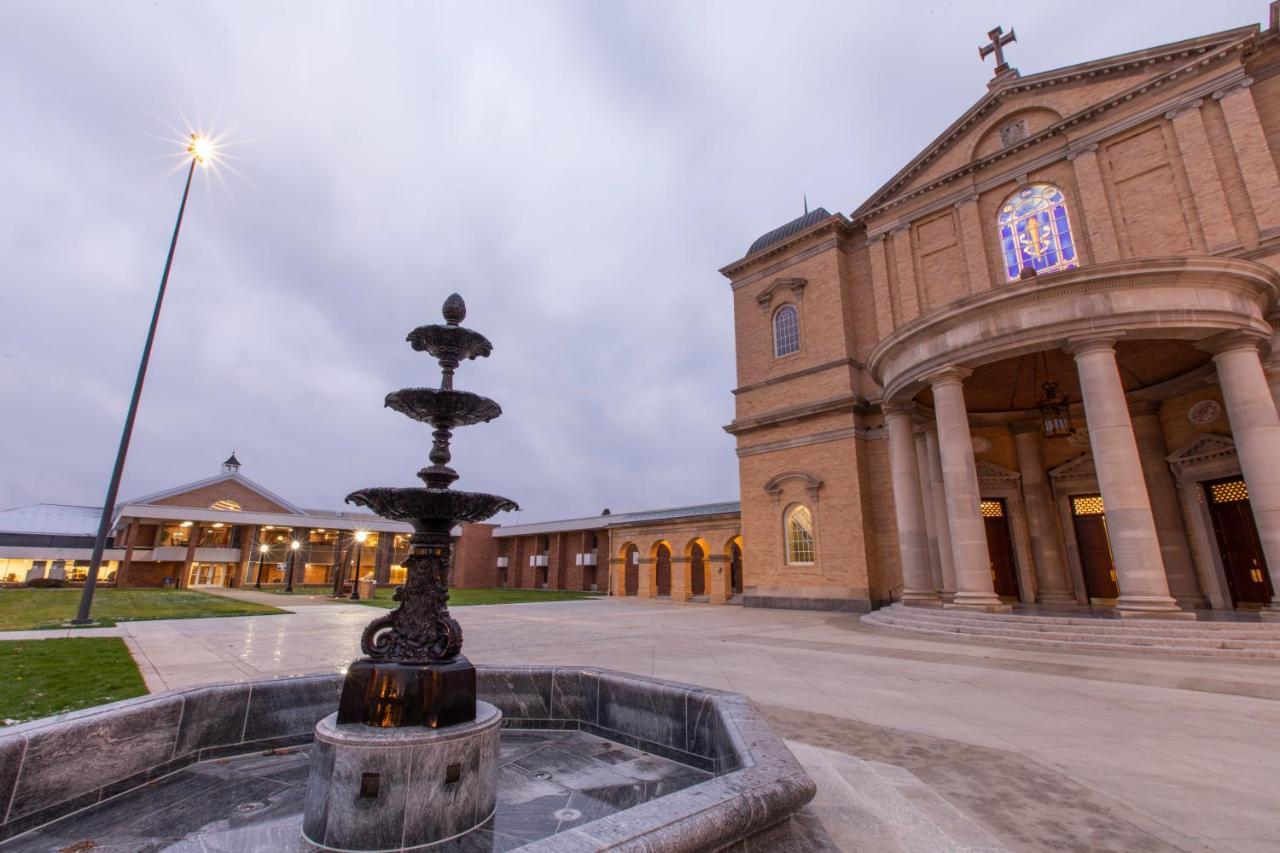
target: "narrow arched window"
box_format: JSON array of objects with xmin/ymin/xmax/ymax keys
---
[
  {"xmin": 997, "ymin": 184, "xmax": 1078, "ymax": 281},
  {"xmin": 784, "ymin": 504, "xmax": 815, "ymax": 564},
  {"xmin": 773, "ymin": 305, "xmax": 799, "ymax": 357}
]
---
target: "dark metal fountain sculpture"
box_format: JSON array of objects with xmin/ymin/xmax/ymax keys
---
[{"xmin": 337, "ymin": 293, "xmax": 517, "ymax": 728}]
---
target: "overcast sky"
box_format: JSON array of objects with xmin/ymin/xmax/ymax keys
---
[{"xmin": 0, "ymin": 0, "xmax": 1265, "ymax": 523}]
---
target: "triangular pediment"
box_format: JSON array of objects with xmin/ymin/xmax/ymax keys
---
[
  {"xmin": 1167, "ymin": 433, "xmax": 1236, "ymax": 468},
  {"xmin": 125, "ymin": 472, "xmax": 304, "ymax": 515},
  {"xmin": 976, "ymin": 460, "xmax": 1021, "ymax": 486},
  {"xmin": 852, "ymin": 26, "xmax": 1256, "ymax": 222},
  {"xmin": 1048, "ymin": 452, "xmax": 1095, "ymax": 483}
]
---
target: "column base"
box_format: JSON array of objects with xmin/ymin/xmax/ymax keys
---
[
  {"xmin": 1113, "ymin": 596, "xmax": 1197, "ymax": 620},
  {"xmin": 945, "ymin": 591, "xmax": 1011, "ymax": 612},
  {"xmin": 1034, "ymin": 593, "xmax": 1079, "ymax": 608},
  {"xmin": 1259, "ymin": 602, "xmax": 1280, "ymax": 622},
  {"xmin": 901, "ymin": 591, "xmax": 942, "ymax": 607}
]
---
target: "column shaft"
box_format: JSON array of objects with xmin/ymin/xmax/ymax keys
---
[
  {"xmin": 925, "ymin": 429, "xmax": 958, "ymax": 599},
  {"xmin": 928, "ymin": 369, "xmax": 1004, "ymax": 609},
  {"xmin": 886, "ymin": 407, "xmax": 939, "ymax": 604},
  {"xmin": 1070, "ymin": 339, "xmax": 1185, "ymax": 616},
  {"xmin": 1212, "ymin": 337, "xmax": 1280, "ymax": 610},
  {"xmin": 1012, "ymin": 429, "xmax": 1075, "ymax": 604},
  {"xmin": 1131, "ymin": 409, "xmax": 1205, "ymax": 607},
  {"xmin": 914, "ymin": 430, "xmax": 944, "ymax": 592}
]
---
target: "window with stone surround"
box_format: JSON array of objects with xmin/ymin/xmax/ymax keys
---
[
  {"xmin": 997, "ymin": 184, "xmax": 1079, "ymax": 280},
  {"xmin": 784, "ymin": 504, "xmax": 814, "ymax": 564},
  {"xmin": 773, "ymin": 304, "xmax": 799, "ymax": 357}
]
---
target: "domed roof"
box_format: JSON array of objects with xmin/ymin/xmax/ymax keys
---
[{"xmin": 747, "ymin": 207, "xmax": 831, "ymax": 256}]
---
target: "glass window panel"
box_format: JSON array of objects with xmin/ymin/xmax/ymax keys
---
[
  {"xmin": 773, "ymin": 306, "xmax": 800, "ymax": 357},
  {"xmin": 997, "ymin": 183, "xmax": 1079, "ymax": 281},
  {"xmin": 785, "ymin": 505, "xmax": 815, "ymax": 564}
]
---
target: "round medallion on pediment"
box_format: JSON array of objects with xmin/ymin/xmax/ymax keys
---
[
  {"xmin": 1187, "ymin": 399, "xmax": 1222, "ymax": 426},
  {"xmin": 971, "ymin": 436, "xmax": 992, "ymax": 454}
]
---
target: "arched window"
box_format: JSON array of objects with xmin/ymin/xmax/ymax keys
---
[
  {"xmin": 997, "ymin": 184, "xmax": 1078, "ymax": 281},
  {"xmin": 784, "ymin": 504, "xmax": 815, "ymax": 564},
  {"xmin": 773, "ymin": 305, "xmax": 799, "ymax": 357}
]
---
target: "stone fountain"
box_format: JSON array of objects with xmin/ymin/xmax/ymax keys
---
[{"xmin": 303, "ymin": 294, "xmax": 518, "ymax": 850}]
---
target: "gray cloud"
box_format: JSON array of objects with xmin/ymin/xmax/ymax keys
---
[{"xmin": 0, "ymin": 0, "xmax": 1261, "ymax": 522}]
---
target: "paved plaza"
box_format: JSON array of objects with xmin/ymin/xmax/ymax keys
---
[{"xmin": 40, "ymin": 593, "xmax": 1268, "ymax": 852}]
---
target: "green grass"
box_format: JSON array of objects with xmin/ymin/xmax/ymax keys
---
[
  {"xmin": 0, "ymin": 589, "xmax": 287, "ymax": 631},
  {"xmin": 355, "ymin": 587, "xmax": 604, "ymax": 608},
  {"xmin": 0, "ymin": 638, "xmax": 148, "ymax": 725}
]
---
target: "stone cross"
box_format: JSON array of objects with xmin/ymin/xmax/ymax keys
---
[{"xmin": 979, "ymin": 26, "xmax": 1017, "ymax": 74}]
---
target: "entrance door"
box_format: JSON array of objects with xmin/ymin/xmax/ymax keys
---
[
  {"xmin": 730, "ymin": 542, "xmax": 743, "ymax": 594},
  {"xmin": 188, "ymin": 563, "xmax": 227, "ymax": 588},
  {"xmin": 980, "ymin": 499, "xmax": 1020, "ymax": 599},
  {"xmin": 624, "ymin": 547, "xmax": 639, "ymax": 596},
  {"xmin": 690, "ymin": 544, "xmax": 705, "ymax": 596},
  {"xmin": 655, "ymin": 545, "xmax": 672, "ymax": 596},
  {"xmin": 1205, "ymin": 477, "xmax": 1274, "ymax": 607},
  {"xmin": 1071, "ymin": 494, "xmax": 1119, "ymax": 600}
]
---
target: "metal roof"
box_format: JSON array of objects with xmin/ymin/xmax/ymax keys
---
[
  {"xmin": 0, "ymin": 504, "xmax": 102, "ymax": 536},
  {"xmin": 746, "ymin": 208, "xmax": 831, "ymax": 256},
  {"xmin": 613, "ymin": 501, "xmax": 740, "ymax": 526},
  {"xmin": 493, "ymin": 501, "xmax": 740, "ymax": 538}
]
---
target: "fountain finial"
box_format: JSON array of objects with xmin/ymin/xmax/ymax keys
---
[{"xmin": 442, "ymin": 293, "xmax": 466, "ymax": 326}]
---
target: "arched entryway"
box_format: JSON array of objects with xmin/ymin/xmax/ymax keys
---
[
  {"xmin": 621, "ymin": 543, "xmax": 639, "ymax": 596},
  {"xmin": 653, "ymin": 542, "xmax": 672, "ymax": 597},
  {"xmin": 686, "ymin": 538, "xmax": 709, "ymax": 598},
  {"xmin": 726, "ymin": 536, "xmax": 744, "ymax": 596}
]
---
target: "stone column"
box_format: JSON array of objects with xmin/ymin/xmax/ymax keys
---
[
  {"xmin": 1130, "ymin": 403, "xmax": 1205, "ymax": 607},
  {"xmin": 914, "ymin": 428, "xmax": 944, "ymax": 592},
  {"xmin": 924, "ymin": 428, "xmax": 958, "ymax": 600},
  {"xmin": 1067, "ymin": 144, "xmax": 1121, "ymax": 262},
  {"xmin": 636, "ymin": 558, "xmax": 656, "ymax": 598},
  {"xmin": 1166, "ymin": 100, "xmax": 1240, "ymax": 253},
  {"xmin": 925, "ymin": 367, "xmax": 1005, "ymax": 610},
  {"xmin": 1068, "ymin": 337, "xmax": 1186, "ymax": 617},
  {"xmin": 885, "ymin": 403, "xmax": 940, "ymax": 604},
  {"xmin": 670, "ymin": 556, "xmax": 690, "ymax": 603},
  {"xmin": 1012, "ymin": 425, "xmax": 1076, "ymax": 605},
  {"xmin": 1207, "ymin": 332, "xmax": 1280, "ymax": 612},
  {"xmin": 1215, "ymin": 79, "xmax": 1280, "ymax": 239}
]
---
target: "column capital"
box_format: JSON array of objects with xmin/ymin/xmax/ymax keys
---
[
  {"xmin": 1164, "ymin": 98, "xmax": 1205, "ymax": 121},
  {"xmin": 921, "ymin": 365, "xmax": 973, "ymax": 388},
  {"xmin": 882, "ymin": 399, "xmax": 918, "ymax": 417},
  {"xmin": 1065, "ymin": 142, "xmax": 1099, "ymax": 161},
  {"xmin": 1065, "ymin": 335, "xmax": 1121, "ymax": 358},
  {"xmin": 1212, "ymin": 76, "xmax": 1254, "ymax": 100},
  {"xmin": 1010, "ymin": 420, "xmax": 1043, "ymax": 437},
  {"xmin": 1198, "ymin": 329, "xmax": 1268, "ymax": 357}
]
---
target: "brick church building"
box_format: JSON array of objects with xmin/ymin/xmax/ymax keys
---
[{"xmin": 721, "ymin": 9, "xmax": 1280, "ymax": 617}]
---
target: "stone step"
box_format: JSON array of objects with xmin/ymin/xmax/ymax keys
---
[
  {"xmin": 861, "ymin": 612, "xmax": 1280, "ymax": 658},
  {"xmin": 867, "ymin": 612, "xmax": 1280, "ymax": 652},
  {"xmin": 875, "ymin": 605, "xmax": 1280, "ymax": 642},
  {"xmin": 876, "ymin": 604, "xmax": 1279, "ymax": 632}
]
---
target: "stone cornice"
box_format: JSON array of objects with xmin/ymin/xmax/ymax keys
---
[
  {"xmin": 852, "ymin": 30, "xmax": 1255, "ymax": 226},
  {"xmin": 732, "ymin": 357, "xmax": 864, "ymax": 396},
  {"xmin": 723, "ymin": 393, "xmax": 863, "ymax": 436},
  {"xmin": 736, "ymin": 425, "xmax": 884, "ymax": 458}
]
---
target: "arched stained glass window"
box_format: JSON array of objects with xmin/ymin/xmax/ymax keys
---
[
  {"xmin": 998, "ymin": 184, "xmax": 1079, "ymax": 281},
  {"xmin": 785, "ymin": 504, "xmax": 815, "ymax": 564},
  {"xmin": 773, "ymin": 305, "xmax": 799, "ymax": 357}
]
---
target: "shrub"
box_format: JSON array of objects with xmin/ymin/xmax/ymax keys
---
[{"xmin": 24, "ymin": 577, "xmax": 67, "ymax": 589}]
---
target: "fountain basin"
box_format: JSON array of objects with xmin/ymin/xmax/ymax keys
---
[{"xmin": 0, "ymin": 667, "xmax": 815, "ymax": 851}]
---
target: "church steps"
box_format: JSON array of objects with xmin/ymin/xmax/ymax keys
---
[
  {"xmin": 861, "ymin": 606, "xmax": 1280, "ymax": 658},
  {"xmin": 871, "ymin": 606, "xmax": 1278, "ymax": 639},
  {"xmin": 871, "ymin": 604, "xmax": 1279, "ymax": 631}
]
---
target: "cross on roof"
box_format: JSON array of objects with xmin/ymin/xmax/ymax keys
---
[{"xmin": 979, "ymin": 26, "xmax": 1017, "ymax": 75}]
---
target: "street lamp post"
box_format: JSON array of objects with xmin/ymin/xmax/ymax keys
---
[
  {"xmin": 254, "ymin": 543, "xmax": 269, "ymax": 589},
  {"xmin": 349, "ymin": 531, "xmax": 369, "ymax": 600},
  {"xmin": 72, "ymin": 134, "xmax": 215, "ymax": 625},
  {"xmin": 286, "ymin": 540, "xmax": 300, "ymax": 593}
]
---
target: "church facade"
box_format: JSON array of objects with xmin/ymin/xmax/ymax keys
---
[{"xmin": 722, "ymin": 10, "xmax": 1280, "ymax": 617}]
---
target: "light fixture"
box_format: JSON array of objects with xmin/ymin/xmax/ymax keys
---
[
  {"xmin": 291, "ymin": 540, "xmax": 301, "ymax": 551},
  {"xmin": 355, "ymin": 530, "xmax": 369, "ymax": 544},
  {"xmin": 187, "ymin": 133, "xmax": 216, "ymax": 165},
  {"xmin": 1037, "ymin": 376, "xmax": 1076, "ymax": 439},
  {"xmin": 211, "ymin": 522, "xmax": 225, "ymax": 528},
  {"xmin": 179, "ymin": 521, "xmax": 193, "ymax": 528},
  {"xmin": 264, "ymin": 525, "xmax": 274, "ymax": 530},
  {"xmin": 259, "ymin": 543, "xmax": 270, "ymax": 553}
]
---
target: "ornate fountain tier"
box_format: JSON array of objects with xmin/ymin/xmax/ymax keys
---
[
  {"xmin": 406, "ymin": 323, "xmax": 493, "ymax": 363},
  {"xmin": 384, "ymin": 387, "xmax": 502, "ymax": 427},
  {"xmin": 346, "ymin": 487, "xmax": 518, "ymax": 525}
]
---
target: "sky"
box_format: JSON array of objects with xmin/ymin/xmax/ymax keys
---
[{"xmin": 0, "ymin": 0, "xmax": 1266, "ymax": 524}]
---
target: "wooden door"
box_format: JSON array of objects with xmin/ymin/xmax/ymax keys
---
[
  {"xmin": 690, "ymin": 544, "xmax": 705, "ymax": 596},
  {"xmin": 981, "ymin": 499, "xmax": 1020, "ymax": 599},
  {"xmin": 1071, "ymin": 494, "xmax": 1119, "ymax": 599},
  {"xmin": 1206, "ymin": 477, "xmax": 1274, "ymax": 606},
  {"xmin": 656, "ymin": 545, "xmax": 672, "ymax": 596},
  {"xmin": 730, "ymin": 543, "xmax": 743, "ymax": 594}
]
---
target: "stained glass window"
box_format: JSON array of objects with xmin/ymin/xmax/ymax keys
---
[
  {"xmin": 785, "ymin": 504, "xmax": 815, "ymax": 564},
  {"xmin": 773, "ymin": 305, "xmax": 799, "ymax": 357},
  {"xmin": 998, "ymin": 184, "xmax": 1079, "ymax": 280}
]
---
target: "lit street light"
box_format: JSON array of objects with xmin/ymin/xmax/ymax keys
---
[
  {"xmin": 254, "ymin": 542, "xmax": 270, "ymax": 590},
  {"xmin": 73, "ymin": 133, "xmax": 218, "ymax": 625},
  {"xmin": 286, "ymin": 539, "xmax": 301, "ymax": 593},
  {"xmin": 350, "ymin": 531, "xmax": 369, "ymax": 600}
]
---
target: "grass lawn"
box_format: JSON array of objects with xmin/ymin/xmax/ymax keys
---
[
  {"xmin": 0, "ymin": 638, "xmax": 148, "ymax": 725},
  {"xmin": 0, "ymin": 589, "xmax": 286, "ymax": 631},
  {"xmin": 356, "ymin": 587, "xmax": 604, "ymax": 608}
]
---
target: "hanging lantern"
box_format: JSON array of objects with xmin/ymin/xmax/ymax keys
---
[{"xmin": 1037, "ymin": 380, "xmax": 1075, "ymax": 438}]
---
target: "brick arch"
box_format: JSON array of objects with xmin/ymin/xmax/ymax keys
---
[
  {"xmin": 617, "ymin": 541, "xmax": 640, "ymax": 596},
  {"xmin": 648, "ymin": 540, "xmax": 673, "ymax": 597},
  {"xmin": 683, "ymin": 537, "xmax": 711, "ymax": 598}
]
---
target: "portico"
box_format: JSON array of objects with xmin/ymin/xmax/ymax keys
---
[{"xmin": 869, "ymin": 257, "xmax": 1280, "ymax": 617}]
